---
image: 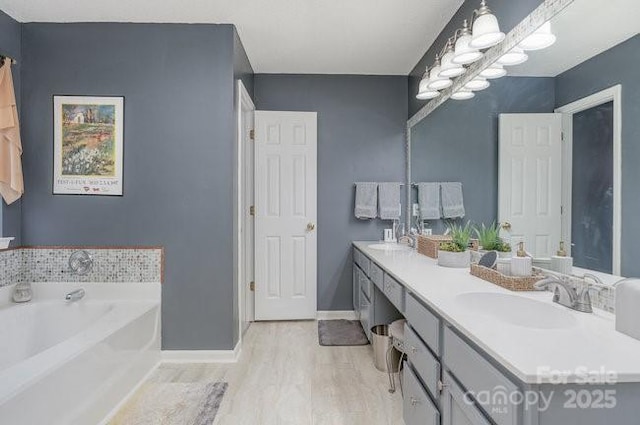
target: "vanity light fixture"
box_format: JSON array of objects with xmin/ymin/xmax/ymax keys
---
[
  {"xmin": 479, "ymin": 63, "xmax": 507, "ymax": 79},
  {"xmin": 518, "ymin": 21, "xmax": 556, "ymax": 51},
  {"xmin": 464, "ymin": 77, "xmax": 490, "ymax": 91},
  {"xmin": 416, "ymin": 72, "xmax": 440, "ymax": 100},
  {"xmin": 427, "ymin": 55, "xmax": 453, "ymax": 90},
  {"xmin": 439, "ymin": 38, "xmax": 467, "ymax": 78},
  {"xmin": 451, "ymin": 89, "xmax": 475, "ymax": 100},
  {"xmin": 469, "ymin": 0, "xmax": 505, "ymax": 49},
  {"xmin": 452, "ymin": 20, "xmax": 484, "ymax": 65},
  {"xmin": 497, "ymin": 47, "xmax": 528, "ymax": 66}
]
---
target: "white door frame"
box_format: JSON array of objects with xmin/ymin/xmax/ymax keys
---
[
  {"xmin": 236, "ymin": 80, "xmax": 255, "ymax": 344},
  {"xmin": 555, "ymin": 84, "xmax": 622, "ymax": 275}
]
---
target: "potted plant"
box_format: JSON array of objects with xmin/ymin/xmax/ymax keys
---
[
  {"xmin": 473, "ymin": 222, "xmax": 512, "ymax": 258},
  {"xmin": 438, "ymin": 222, "xmax": 472, "ymax": 268}
]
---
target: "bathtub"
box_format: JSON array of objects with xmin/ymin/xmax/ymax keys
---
[{"xmin": 0, "ymin": 282, "xmax": 161, "ymax": 425}]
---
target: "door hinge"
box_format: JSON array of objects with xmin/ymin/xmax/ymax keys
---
[
  {"xmin": 249, "ymin": 129, "xmax": 255, "ymax": 141},
  {"xmin": 249, "ymin": 205, "xmax": 255, "ymax": 216},
  {"xmin": 249, "ymin": 281, "xmax": 255, "ymax": 291}
]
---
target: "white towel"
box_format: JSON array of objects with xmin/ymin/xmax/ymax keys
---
[
  {"xmin": 441, "ymin": 182, "xmax": 465, "ymax": 219},
  {"xmin": 417, "ymin": 183, "xmax": 441, "ymax": 220},
  {"xmin": 354, "ymin": 182, "xmax": 378, "ymax": 219},
  {"xmin": 378, "ymin": 182, "xmax": 401, "ymax": 220}
]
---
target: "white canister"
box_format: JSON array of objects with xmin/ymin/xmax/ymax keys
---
[{"xmin": 511, "ymin": 242, "xmax": 532, "ymax": 277}]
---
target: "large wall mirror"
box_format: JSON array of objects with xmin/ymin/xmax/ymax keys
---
[{"xmin": 408, "ymin": 0, "xmax": 638, "ymax": 277}]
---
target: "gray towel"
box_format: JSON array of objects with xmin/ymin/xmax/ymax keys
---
[
  {"xmin": 354, "ymin": 182, "xmax": 378, "ymax": 219},
  {"xmin": 378, "ymin": 182, "xmax": 401, "ymax": 220},
  {"xmin": 417, "ymin": 183, "xmax": 441, "ymax": 220},
  {"xmin": 441, "ymin": 182, "xmax": 465, "ymax": 218}
]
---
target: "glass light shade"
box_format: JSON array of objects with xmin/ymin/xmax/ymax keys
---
[
  {"xmin": 452, "ymin": 34, "xmax": 484, "ymax": 65},
  {"xmin": 479, "ymin": 63, "xmax": 507, "ymax": 79},
  {"xmin": 439, "ymin": 51, "xmax": 466, "ymax": 78},
  {"xmin": 427, "ymin": 65, "xmax": 453, "ymax": 90},
  {"xmin": 464, "ymin": 77, "xmax": 490, "ymax": 91},
  {"xmin": 451, "ymin": 89, "xmax": 475, "ymax": 100},
  {"xmin": 470, "ymin": 13, "xmax": 505, "ymax": 49},
  {"xmin": 497, "ymin": 47, "xmax": 528, "ymax": 66},
  {"xmin": 518, "ymin": 21, "xmax": 556, "ymax": 51},
  {"xmin": 417, "ymin": 76, "xmax": 439, "ymax": 100}
]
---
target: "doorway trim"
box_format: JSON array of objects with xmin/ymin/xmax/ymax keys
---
[
  {"xmin": 555, "ymin": 84, "xmax": 622, "ymax": 275},
  {"xmin": 236, "ymin": 80, "xmax": 255, "ymax": 346}
]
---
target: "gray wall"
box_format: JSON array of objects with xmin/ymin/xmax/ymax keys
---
[
  {"xmin": 20, "ymin": 23, "xmax": 241, "ymax": 350},
  {"xmin": 556, "ymin": 35, "xmax": 640, "ymax": 277},
  {"xmin": 411, "ymin": 77, "xmax": 555, "ymax": 233},
  {"xmin": 0, "ymin": 10, "xmax": 22, "ymax": 244},
  {"xmin": 254, "ymin": 74, "xmax": 407, "ymax": 311},
  {"xmin": 408, "ymin": 0, "xmax": 544, "ymax": 118}
]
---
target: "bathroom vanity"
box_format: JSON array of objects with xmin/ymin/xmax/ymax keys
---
[{"xmin": 353, "ymin": 242, "xmax": 640, "ymax": 425}]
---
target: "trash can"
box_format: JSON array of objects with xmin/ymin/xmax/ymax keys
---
[{"xmin": 371, "ymin": 324, "xmax": 400, "ymax": 372}]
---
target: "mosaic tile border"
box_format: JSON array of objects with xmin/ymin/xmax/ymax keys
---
[{"xmin": 0, "ymin": 246, "xmax": 164, "ymax": 287}]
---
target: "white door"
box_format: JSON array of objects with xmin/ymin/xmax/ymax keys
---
[
  {"xmin": 254, "ymin": 111, "xmax": 317, "ymax": 320},
  {"xmin": 499, "ymin": 113, "xmax": 562, "ymax": 258}
]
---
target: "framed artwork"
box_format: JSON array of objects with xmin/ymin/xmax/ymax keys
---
[{"xmin": 53, "ymin": 95, "xmax": 124, "ymax": 196}]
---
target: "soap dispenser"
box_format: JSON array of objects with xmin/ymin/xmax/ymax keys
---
[
  {"xmin": 551, "ymin": 241, "xmax": 573, "ymax": 275},
  {"xmin": 511, "ymin": 242, "xmax": 532, "ymax": 277},
  {"xmin": 615, "ymin": 279, "xmax": 640, "ymax": 341}
]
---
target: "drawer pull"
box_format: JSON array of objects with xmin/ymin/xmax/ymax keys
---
[
  {"xmin": 437, "ymin": 380, "xmax": 449, "ymax": 393},
  {"xmin": 410, "ymin": 397, "xmax": 421, "ymax": 406},
  {"xmin": 410, "ymin": 346, "xmax": 418, "ymax": 354}
]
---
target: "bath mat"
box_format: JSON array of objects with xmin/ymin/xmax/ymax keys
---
[
  {"xmin": 109, "ymin": 381, "xmax": 228, "ymax": 425},
  {"xmin": 318, "ymin": 319, "xmax": 369, "ymax": 346}
]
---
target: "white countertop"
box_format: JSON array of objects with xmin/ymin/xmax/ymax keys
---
[{"xmin": 354, "ymin": 241, "xmax": 640, "ymax": 384}]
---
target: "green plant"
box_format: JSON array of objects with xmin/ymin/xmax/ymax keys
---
[
  {"xmin": 474, "ymin": 222, "xmax": 501, "ymax": 250},
  {"xmin": 441, "ymin": 221, "xmax": 473, "ymax": 252},
  {"xmin": 494, "ymin": 239, "xmax": 512, "ymax": 253}
]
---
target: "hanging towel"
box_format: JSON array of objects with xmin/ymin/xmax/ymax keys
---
[
  {"xmin": 417, "ymin": 183, "xmax": 441, "ymax": 220},
  {"xmin": 378, "ymin": 182, "xmax": 401, "ymax": 220},
  {"xmin": 0, "ymin": 59, "xmax": 23, "ymax": 204},
  {"xmin": 354, "ymin": 182, "xmax": 378, "ymax": 219},
  {"xmin": 441, "ymin": 182, "xmax": 465, "ymax": 219}
]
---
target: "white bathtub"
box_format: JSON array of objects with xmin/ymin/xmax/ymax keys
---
[{"xmin": 0, "ymin": 283, "xmax": 161, "ymax": 425}]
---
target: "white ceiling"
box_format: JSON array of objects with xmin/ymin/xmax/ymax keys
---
[
  {"xmin": 0, "ymin": 0, "xmax": 464, "ymax": 75},
  {"xmin": 510, "ymin": 0, "xmax": 639, "ymax": 77}
]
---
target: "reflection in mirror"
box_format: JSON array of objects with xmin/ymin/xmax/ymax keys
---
[{"xmin": 410, "ymin": 0, "xmax": 638, "ymax": 277}]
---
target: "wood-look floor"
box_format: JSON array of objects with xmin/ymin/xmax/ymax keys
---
[{"xmin": 111, "ymin": 320, "xmax": 404, "ymax": 425}]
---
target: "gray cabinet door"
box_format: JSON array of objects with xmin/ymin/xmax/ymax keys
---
[
  {"xmin": 442, "ymin": 371, "xmax": 491, "ymax": 425},
  {"xmin": 403, "ymin": 364, "xmax": 440, "ymax": 425},
  {"xmin": 352, "ymin": 263, "xmax": 360, "ymax": 316}
]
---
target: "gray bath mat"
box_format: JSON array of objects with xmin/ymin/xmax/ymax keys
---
[
  {"xmin": 109, "ymin": 381, "xmax": 228, "ymax": 425},
  {"xmin": 318, "ymin": 319, "xmax": 369, "ymax": 346}
]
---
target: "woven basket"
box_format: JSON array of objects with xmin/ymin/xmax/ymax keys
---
[
  {"xmin": 470, "ymin": 263, "xmax": 544, "ymax": 292},
  {"xmin": 417, "ymin": 235, "xmax": 453, "ymax": 259}
]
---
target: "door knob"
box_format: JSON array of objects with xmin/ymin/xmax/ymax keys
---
[
  {"xmin": 501, "ymin": 222, "xmax": 512, "ymax": 231},
  {"xmin": 307, "ymin": 222, "xmax": 316, "ymax": 231}
]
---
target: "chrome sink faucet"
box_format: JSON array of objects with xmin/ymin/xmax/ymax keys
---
[
  {"xmin": 534, "ymin": 275, "xmax": 593, "ymax": 313},
  {"xmin": 65, "ymin": 288, "xmax": 86, "ymax": 302}
]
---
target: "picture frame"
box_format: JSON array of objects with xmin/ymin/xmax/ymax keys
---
[{"xmin": 53, "ymin": 95, "xmax": 124, "ymax": 196}]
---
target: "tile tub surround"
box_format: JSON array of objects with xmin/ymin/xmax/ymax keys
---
[{"xmin": 0, "ymin": 246, "xmax": 163, "ymax": 287}]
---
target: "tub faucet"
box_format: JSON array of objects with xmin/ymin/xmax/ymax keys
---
[
  {"xmin": 65, "ymin": 288, "xmax": 86, "ymax": 302},
  {"xmin": 534, "ymin": 275, "xmax": 593, "ymax": 313}
]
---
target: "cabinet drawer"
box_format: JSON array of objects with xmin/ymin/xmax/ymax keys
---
[
  {"xmin": 405, "ymin": 323, "xmax": 440, "ymax": 400},
  {"xmin": 370, "ymin": 262, "xmax": 384, "ymax": 290},
  {"xmin": 442, "ymin": 371, "xmax": 491, "ymax": 425},
  {"xmin": 383, "ymin": 274, "xmax": 405, "ymax": 313},
  {"xmin": 358, "ymin": 267, "xmax": 372, "ymax": 300},
  {"xmin": 405, "ymin": 293, "xmax": 440, "ymax": 355},
  {"xmin": 444, "ymin": 327, "xmax": 519, "ymax": 425},
  {"xmin": 403, "ymin": 363, "xmax": 440, "ymax": 425},
  {"xmin": 354, "ymin": 248, "xmax": 370, "ymax": 276}
]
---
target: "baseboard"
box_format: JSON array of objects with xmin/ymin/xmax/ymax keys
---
[
  {"xmin": 316, "ymin": 310, "xmax": 357, "ymax": 320},
  {"xmin": 161, "ymin": 341, "xmax": 242, "ymax": 363}
]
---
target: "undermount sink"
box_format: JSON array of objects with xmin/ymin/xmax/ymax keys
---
[
  {"xmin": 368, "ymin": 243, "xmax": 411, "ymax": 252},
  {"xmin": 455, "ymin": 292, "xmax": 578, "ymax": 330}
]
